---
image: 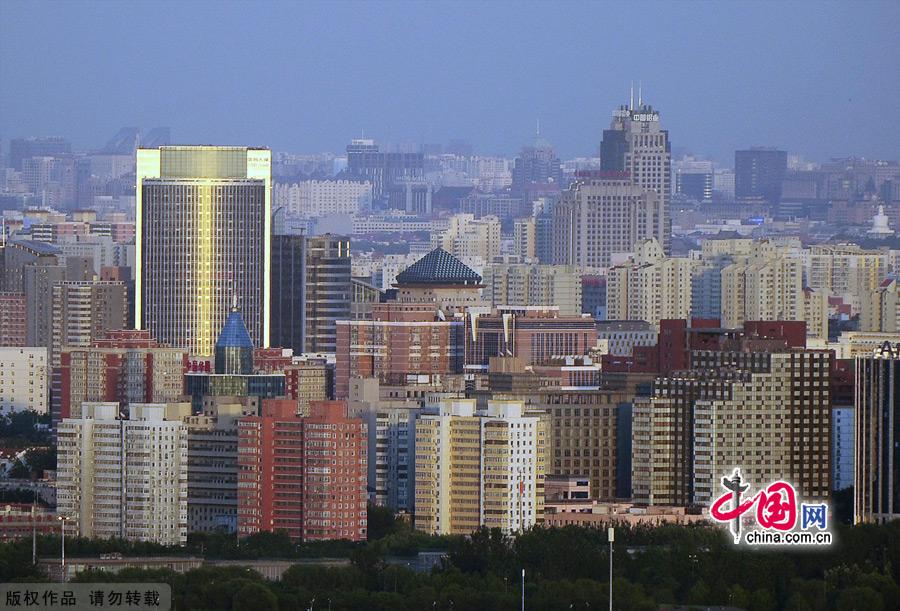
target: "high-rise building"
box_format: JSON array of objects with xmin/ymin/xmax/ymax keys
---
[
  {"xmin": 50, "ymin": 281, "xmax": 128, "ymax": 422},
  {"xmin": 136, "ymin": 146, "xmax": 271, "ymax": 355},
  {"xmin": 346, "ymin": 139, "xmax": 424, "ymax": 201},
  {"xmin": 855, "ymin": 345, "xmax": 900, "ymax": 523},
  {"xmin": 58, "ymin": 330, "xmax": 187, "ymax": 419},
  {"xmin": 414, "ymin": 399, "xmax": 547, "ymax": 535},
  {"xmin": 481, "ymin": 263, "xmax": 582, "ymax": 316},
  {"xmin": 237, "ymin": 399, "xmax": 367, "ymax": 541},
  {"xmin": 271, "ymin": 234, "xmax": 351, "ymax": 355},
  {"xmin": 431, "ymin": 213, "xmax": 501, "ymax": 264},
  {"xmin": 0, "ymin": 293, "xmax": 26, "ymax": 346},
  {"xmin": 0, "ymin": 347, "xmax": 48, "ymax": 414},
  {"xmin": 511, "ymin": 134, "xmax": 563, "ymax": 195},
  {"xmin": 833, "ymin": 407, "xmax": 854, "ymax": 492},
  {"xmin": 606, "ymin": 239, "xmax": 694, "ymax": 329},
  {"xmin": 735, "ymin": 147, "xmax": 788, "ymax": 204},
  {"xmin": 304, "ymin": 235, "xmax": 351, "ymax": 353},
  {"xmin": 674, "ymin": 158, "xmax": 714, "ymax": 203},
  {"xmin": 552, "ymin": 172, "xmax": 666, "ymax": 268},
  {"xmin": 8, "ymin": 137, "xmax": 71, "ymax": 171},
  {"xmin": 465, "ymin": 307, "xmax": 597, "ymax": 370},
  {"xmin": 185, "ymin": 401, "xmax": 247, "ymax": 533},
  {"xmin": 57, "ymin": 402, "xmax": 189, "ymax": 545},
  {"xmin": 600, "ymin": 98, "xmax": 672, "ymax": 251},
  {"xmin": 632, "ymin": 327, "xmax": 831, "ymax": 507}
]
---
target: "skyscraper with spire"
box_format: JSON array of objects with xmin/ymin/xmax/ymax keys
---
[{"xmin": 600, "ymin": 87, "xmax": 672, "ymax": 253}]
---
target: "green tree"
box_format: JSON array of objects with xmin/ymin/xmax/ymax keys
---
[
  {"xmin": 835, "ymin": 586, "xmax": 883, "ymax": 611},
  {"xmin": 233, "ymin": 582, "xmax": 278, "ymax": 611}
]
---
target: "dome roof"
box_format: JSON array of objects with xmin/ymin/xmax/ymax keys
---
[{"xmin": 395, "ymin": 248, "xmax": 482, "ymax": 286}]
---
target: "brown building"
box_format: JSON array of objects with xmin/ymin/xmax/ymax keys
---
[
  {"xmin": 0, "ymin": 293, "xmax": 26, "ymax": 346},
  {"xmin": 465, "ymin": 306, "xmax": 598, "ymax": 370}
]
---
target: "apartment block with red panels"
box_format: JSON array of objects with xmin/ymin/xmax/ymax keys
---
[{"xmin": 237, "ymin": 399, "xmax": 367, "ymax": 542}]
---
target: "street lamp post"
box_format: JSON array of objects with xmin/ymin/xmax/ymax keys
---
[
  {"xmin": 521, "ymin": 568, "xmax": 525, "ymax": 611},
  {"xmin": 608, "ymin": 527, "xmax": 614, "ymax": 611},
  {"xmin": 57, "ymin": 516, "xmax": 69, "ymax": 582}
]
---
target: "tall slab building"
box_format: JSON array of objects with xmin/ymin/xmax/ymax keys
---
[
  {"xmin": 136, "ymin": 146, "xmax": 271, "ymax": 355},
  {"xmin": 599, "ymin": 96, "xmax": 672, "ymax": 254}
]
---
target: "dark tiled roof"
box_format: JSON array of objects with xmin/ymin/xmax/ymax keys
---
[
  {"xmin": 395, "ymin": 248, "xmax": 482, "ymax": 285},
  {"xmin": 216, "ymin": 311, "xmax": 254, "ymax": 349}
]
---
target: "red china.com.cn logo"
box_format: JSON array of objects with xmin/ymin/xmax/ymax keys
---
[{"xmin": 709, "ymin": 468, "xmax": 833, "ymax": 546}]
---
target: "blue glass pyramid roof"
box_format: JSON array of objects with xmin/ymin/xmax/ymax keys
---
[
  {"xmin": 216, "ymin": 310, "xmax": 254, "ymax": 349},
  {"xmin": 395, "ymin": 248, "xmax": 482, "ymax": 286}
]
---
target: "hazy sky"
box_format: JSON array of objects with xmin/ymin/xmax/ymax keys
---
[{"xmin": 1, "ymin": 0, "xmax": 898, "ymax": 165}]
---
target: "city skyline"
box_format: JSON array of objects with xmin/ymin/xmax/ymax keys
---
[{"xmin": 1, "ymin": 1, "xmax": 899, "ymax": 164}]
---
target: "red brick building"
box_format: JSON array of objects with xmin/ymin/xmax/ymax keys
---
[
  {"xmin": 335, "ymin": 303, "xmax": 465, "ymax": 398},
  {"xmin": 466, "ymin": 307, "xmax": 598, "ymax": 370},
  {"xmin": 0, "ymin": 293, "xmax": 26, "ymax": 347},
  {"xmin": 237, "ymin": 399, "xmax": 367, "ymax": 541},
  {"xmin": 58, "ymin": 330, "xmax": 188, "ymax": 418}
]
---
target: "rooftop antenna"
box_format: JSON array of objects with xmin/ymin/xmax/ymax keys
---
[
  {"xmin": 231, "ymin": 285, "xmax": 238, "ymax": 312},
  {"xmin": 629, "ymin": 81, "xmax": 634, "ymax": 111},
  {"xmin": 639, "ymin": 81, "xmax": 643, "ymax": 107},
  {"xmin": 536, "ymin": 117, "xmax": 540, "ymax": 137}
]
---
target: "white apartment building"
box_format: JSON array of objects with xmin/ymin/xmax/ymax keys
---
[
  {"xmin": 274, "ymin": 180, "xmax": 373, "ymax": 218},
  {"xmin": 482, "ymin": 263, "xmax": 582, "ymax": 316},
  {"xmin": 606, "ymin": 239, "xmax": 695, "ymax": 329},
  {"xmin": 431, "ymin": 214, "xmax": 501, "ymax": 264},
  {"xmin": 0, "ymin": 347, "xmax": 48, "ymax": 414},
  {"xmin": 414, "ymin": 399, "xmax": 546, "ymax": 536},
  {"xmin": 57, "ymin": 402, "xmax": 189, "ymax": 545}
]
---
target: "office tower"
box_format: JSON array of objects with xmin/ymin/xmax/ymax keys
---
[
  {"xmin": 460, "ymin": 192, "xmax": 528, "ymax": 223},
  {"xmin": 136, "ymin": 146, "xmax": 271, "ymax": 356},
  {"xmin": 270, "ymin": 235, "xmax": 306, "ymax": 354},
  {"xmin": 0, "ymin": 293, "xmax": 26, "ymax": 346},
  {"xmin": 632, "ymin": 330, "xmax": 831, "ymax": 507},
  {"xmin": 606, "ymin": 239, "xmax": 694, "ymax": 329},
  {"xmin": 735, "ymin": 147, "xmax": 788, "ymax": 204},
  {"xmin": 185, "ymin": 402, "xmax": 245, "ymax": 533},
  {"xmin": 237, "ymin": 399, "xmax": 367, "ymax": 541},
  {"xmin": 185, "ymin": 310, "xmax": 284, "ymax": 412},
  {"xmin": 253, "ymin": 348, "xmax": 330, "ymax": 412},
  {"xmin": 465, "ymin": 307, "xmax": 597, "ymax": 370},
  {"xmin": 8, "ymin": 137, "xmax": 71, "ymax": 171},
  {"xmin": 431, "ymin": 213, "xmax": 501, "ymax": 264},
  {"xmin": 414, "ymin": 399, "xmax": 547, "ymax": 535},
  {"xmin": 674, "ymin": 158, "xmax": 714, "ymax": 202},
  {"xmin": 346, "ymin": 139, "xmax": 424, "ymax": 201},
  {"xmin": 481, "ymin": 263, "xmax": 583, "ymax": 315},
  {"xmin": 855, "ymin": 346, "xmax": 900, "ymax": 523},
  {"xmin": 537, "ymin": 388, "xmax": 635, "ymax": 500},
  {"xmin": 0, "ymin": 347, "xmax": 48, "ymax": 414},
  {"xmin": 511, "ymin": 133, "xmax": 563, "ymax": 195},
  {"xmin": 552, "ymin": 172, "xmax": 666, "ymax": 268},
  {"xmin": 304, "ymin": 235, "xmax": 351, "ymax": 353},
  {"xmin": 833, "ymin": 407, "xmax": 854, "ymax": 491},
  {"xmin": 58, "ymin": 330, "xmax": 188, "ymax": 419},
  {"xmin": 271, "ymin": 234, "xmax": 351, "ymax": 355},
  {"xmin": 57, "ymin": 402, "xmax": 190, "ymax": 545},
  {"xmin": 600, "ymin": 98, "xmax": 672, "ymax": 251}
]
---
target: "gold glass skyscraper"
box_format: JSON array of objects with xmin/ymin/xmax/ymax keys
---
[{"xmin": 136, "ymin": 146, "xmax": 271, "ymax": 355}]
